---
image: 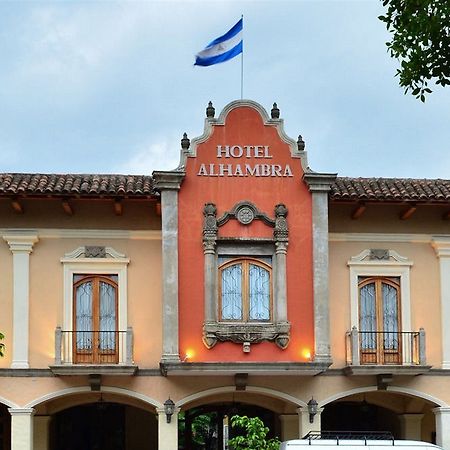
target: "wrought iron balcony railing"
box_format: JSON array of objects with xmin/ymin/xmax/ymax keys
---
[
  {"xmin": 54, "ymin": 327, "xmax": 133, "ymax": 365},
  {"xmin": 345, "ymin": 327, "xmax": 426, "ymax": 366}
]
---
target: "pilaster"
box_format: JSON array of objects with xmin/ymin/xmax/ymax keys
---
[
  {"xmin": 279, "ymin": 414, "xmax": 299, "ymax": 441},
  {"xmin": 153, "ymin": 171, "xmax": 185, "ymax": 362},
  {"xmin": 431, "ymin": 238, "xmax": 450, "ymax": 368},
  {"xmin": 9, "ymin": 408, "xmax": 35, "ymax": 450},
  {"xmin": 275, "ymin": 241, "xmax": 288, "ymax": 322},
  {"xmin": 433, "ymin": 406, "xmax": 450, "ymax": 449},
  {"xmin": 303, "ymin": 172, "xmax": 336, "ymax": 362},
  {"xmin": 3, "ymin": 234, "xmax": 38, "ymax": 369},
  {"xmin": 156, "ymin": 406, "xmax": 180, "ymax": 450},
  {"xmin": 297, "ymin": 405, "xmax": 323, "ymax": 438},
  {"xmin": 399, "ymin": 413, "xmax": 423, "ymax": 440}
]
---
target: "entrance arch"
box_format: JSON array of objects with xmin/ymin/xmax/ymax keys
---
[
  {"xmin": 320, "ymin": 389, "xmax": 440, "ymax": 443},
  {"xmin": 178, "ymin": 385, "xmax": 302, "ymax": 448},
  {"xmin": 29, "ymin": 389, "xmax": 160, "ymax": 450}
]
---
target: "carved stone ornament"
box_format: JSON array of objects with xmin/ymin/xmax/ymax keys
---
[
  {"xmin": 203, "ymin": 203, "xmax": 218, "ymax": 256},
  {"xmin": 203, "ymin": 322, "xmax": 290, "ymax": 350},
  {"xmin": 85, "ymin": 246, "xmax": 106, "ymax": 258},
  {"xmin": 236, "ymin": 205, "xmax": 256, "ymax": 225},
  {"xmin": 202, "ymin": 200, "xmax": 290, "ymax": 350},
  {"xmin": 217, "ymin": 201, "xmax": 275, "ymax": 228},
  {"xmin": 369, "ymin": 249, "xmax": 390, "ymax": 260},
  {"xmin": 274, "ymin": 203, "xmax": 288, "ymax": 242}
]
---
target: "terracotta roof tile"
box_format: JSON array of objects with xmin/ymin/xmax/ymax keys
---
[
  {"xmin": 331, "ymin": 177, "xmax": 450, "ymax": 203},
  {"xmin": 0, "ymin": 173, "xmax": 155, "ymax": 198},
  {"xmin": 0, "ymin": 173, "xmax": 448, "ymax": 203}
]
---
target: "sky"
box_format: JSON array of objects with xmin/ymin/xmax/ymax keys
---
[{"xmin": 0, "ymin": 0, "xmax": 449, "ymax": 179}]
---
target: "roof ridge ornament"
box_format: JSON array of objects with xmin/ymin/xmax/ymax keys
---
[
  {"xmin": 271, "ymin": 102, "xmax": 280, "ymax": 119},
  {"xmin": 206, "ymin": 101, "xmax": 215, "ymax": 118},
  {"xmin": 181, "ymin": 133, "xmax": 190, "ymax": 151}
]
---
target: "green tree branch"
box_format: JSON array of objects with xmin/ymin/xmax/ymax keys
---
[{"xmin": 379, "ymin": 0, "xmax": 450, "ymax": 101}]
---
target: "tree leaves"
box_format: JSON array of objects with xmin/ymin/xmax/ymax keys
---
[
  {"xmin": 229, "ymin": 415, "xmax": 281, "ymax": 450},
  {"xmin": 379, "ymin": 0, "xmax": 450, "ymax": 101}
]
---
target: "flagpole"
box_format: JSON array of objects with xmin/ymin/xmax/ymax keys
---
[{"xmin": 241, "ymin": 15, "xmax": 244, "ymax": 99}]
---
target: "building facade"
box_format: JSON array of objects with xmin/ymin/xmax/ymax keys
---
[{"xmin": 0, "ymin": 100, "xmax": 449, "ymax": 449}]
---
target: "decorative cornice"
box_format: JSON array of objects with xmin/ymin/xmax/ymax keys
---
[{"xmin": 152, "ymin": 171, "xmax": 185, "ymax": 191}]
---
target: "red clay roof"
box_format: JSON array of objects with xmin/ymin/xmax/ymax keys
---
[
  {"xmin": 0, "ymin": 173, "xmax": 155, "ymax": 198},
  {"xmin": 331, "ymin": 177, "xmax": 450, "ymax": 203},
  {"xmin": 0, "ymin": 173, "xmax": 449, "ymax": 203}
]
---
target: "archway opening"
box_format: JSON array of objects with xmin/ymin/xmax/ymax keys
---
[
  {"xmin": 321, "ymin": 391, "xmax": 438, "ymax": 443},
  {"xmin": 179, "ymin": 402, "xmax": 279, "ymax": 450},
  {"xmin": 44, "ymin": 393, "xmax": 157, "ymax": 450},
  {"xmin": 321, "ymin": 401, "xmax": 400, "ymax": 437},
  {"xmin": 0, "ymin": 403, "xmax": 11, "ymax": 450}
]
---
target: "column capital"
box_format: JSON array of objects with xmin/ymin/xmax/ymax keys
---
[
  {"xmin": 152, "ymin": 171, "xmax": 185, "ymax": 191},
  {"xmin": 3, "ymin": 234, "xmax": 38, "ymax": 253},
  {"xmin": 431, "ymin": 237, "xmax": 450, "ymax": 258},
  {"xmin": 303, "ymin": 172, "xmax": 337, "ymax": 192},
  {"xmin": 8, "ymin": 407, "xmax": 35, "ymax": 416},
  {"xmin": 156, "ymin": 407, "xmax": 181, "ymax": 415},
  {"xmin": 433, "ymin": 406, "xmax": 450, "ymax": 414}
]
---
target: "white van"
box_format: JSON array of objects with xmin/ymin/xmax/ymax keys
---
[{"xmin": 280, "ymin": 440, "xmax": 443, "ymax": 450}]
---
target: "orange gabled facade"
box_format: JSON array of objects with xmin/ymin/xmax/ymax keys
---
[{"xmin": 178, "ymin": 101, "xmax": 315, "ymax": 362}]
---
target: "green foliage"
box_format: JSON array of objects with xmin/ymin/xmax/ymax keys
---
[
  {"xmin": 379, "ymin": 0, "xmax": 450, "ymax": 101},
  {"xmin": 0, "ymin": 332, "xmax": 4, "ymax": 357},
  {"xmin": 229, "ymin": 415, "xmax": 280, "ymax": 450}
]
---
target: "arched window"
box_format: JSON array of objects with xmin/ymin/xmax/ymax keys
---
[
  {"xmin": 73, "ymin": 274, "xmax": 118, "ymax": 364},
  {"xmin": 219, "ymin": 258, "xmax": 272, "ymax": 322},
  {"xmin": 359, "ymin": 276, "xmax": 401, "ymax": 364}
]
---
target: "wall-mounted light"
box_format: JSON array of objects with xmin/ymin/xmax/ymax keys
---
[
  {"xmin": 183, "ymin": 348, "xmax": 194, "ymax": 361},
  {"xmin": 307, "ymin": 397, "xmax": 318, "ymax": 423},
  {"xmin": 164, "ymin": 398, "xmax": 175, "ymax": 423}
]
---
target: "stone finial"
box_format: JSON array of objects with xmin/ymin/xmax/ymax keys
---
[
  {"xmin": 181, "ymin": 132, "xmax": 190, "ymax": 150},
  {"xmin": 271, "ymin": 102, "xmax": 280, "ymax": 119},
  {"xmin": 297, "ymin": 135, "xmax": 305, "ymax": 152},
  {"xmin": 206, "ymin": 101, "xmax": 215, "ymax": 118}
]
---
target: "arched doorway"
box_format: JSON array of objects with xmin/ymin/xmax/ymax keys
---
[
  {"xmin": 321, "ymin": 401, "xmax": 400, "ymax": 437},
  {"xmin": 321, "ymin": 391, "xmax": 438, "ymax": 443},
  {"xmin": 179, "ymin": 403, "xmax": 279, "ymax": 450},
  {"xmin": 36, "ymin": 392, "xmax": 158, "ymax": 450},
  {"xmin": 0, "ymin": 403, "xmax": 11, "ymax": 450}
]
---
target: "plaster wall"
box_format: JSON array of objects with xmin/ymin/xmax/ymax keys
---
[
  {"xmin": 178, "ymin": 105, "xmax": 314, "ymax": 363},
  {"xmin": 329, "ymin": 240, "xmax": 441, "ymax": 367},
  {"xmin": 0, "ymin": 235, "xmax": 162, "ymax": 369}
]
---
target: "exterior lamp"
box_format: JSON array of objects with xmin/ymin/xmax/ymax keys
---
[
  {"xmin": 307, "ymin": 397, "xmax": 318, "ymax": 423},
  {"xmin": 164, "ymin": 398, "xmax": 175, "ymax": 423}
]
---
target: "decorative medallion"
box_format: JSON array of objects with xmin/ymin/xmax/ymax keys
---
[{"xmin": 236, "ymin": 205, "xmax": 255, "ymax": 225}]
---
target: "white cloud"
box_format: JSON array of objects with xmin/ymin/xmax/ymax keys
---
[{"xmin": 116, "ymin": 139, "xmax": 180, "ymax": 175}]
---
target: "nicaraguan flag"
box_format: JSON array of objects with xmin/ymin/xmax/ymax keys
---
[{"xmin": 195, "ymin": 18, "xmax": 243, "ymax": 67}]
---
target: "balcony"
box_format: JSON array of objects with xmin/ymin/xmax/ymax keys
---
[
  {"xmin": 50, "ymin": 327, "xmax": 137, "ymax": 376},
  {"xmin": 344, "ymin": 327, "xmax": 431, "ymax": 376}
]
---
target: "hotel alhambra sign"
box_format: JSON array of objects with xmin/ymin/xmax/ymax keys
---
[{"xmin": 197, "ymin": 145, "xmax": 293, "ymax": 178}]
